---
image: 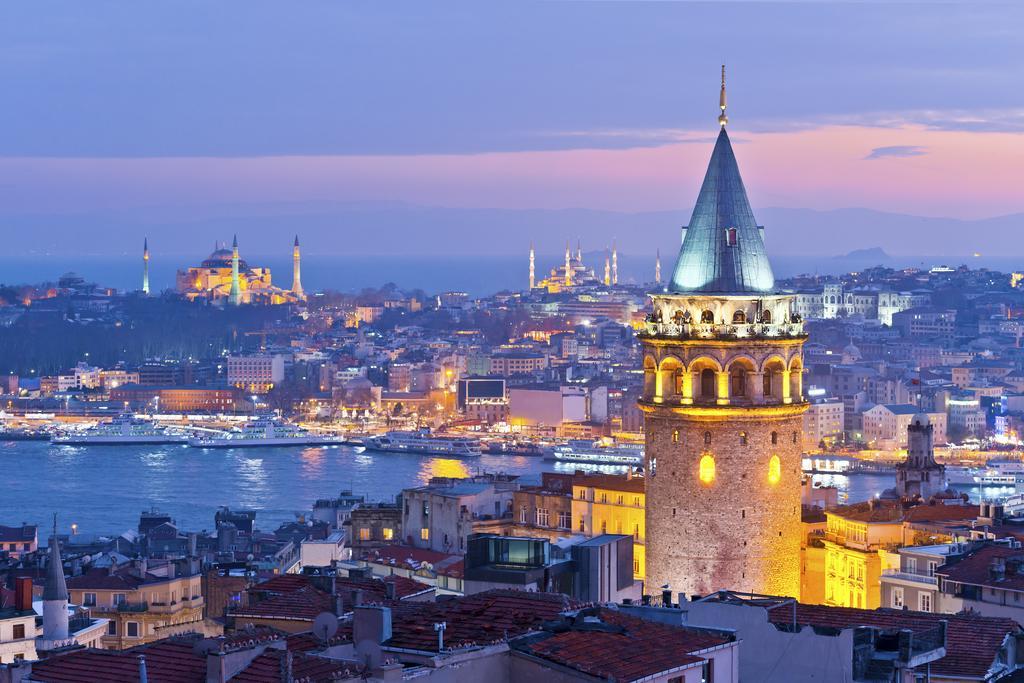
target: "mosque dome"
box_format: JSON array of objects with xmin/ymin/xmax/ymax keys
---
[
  {"xmin": 842, "ymin": 342, "xmax": 862, "ymax": 361},
  {"xmin": 201, "ymin": 248, "xmax": 248, "ymax": 270}
]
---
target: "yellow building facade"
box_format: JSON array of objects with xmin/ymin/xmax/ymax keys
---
[
  {"xmin": 823, "ymin": 510, "xmax": 902, "ymax": 609},
  {"xmin": 67, "ymin": 572, "xmax": 206, "ymax": 650},
  {"xmin": 571, "ymin": 475, "xmax": 645, "ymax": 581}
]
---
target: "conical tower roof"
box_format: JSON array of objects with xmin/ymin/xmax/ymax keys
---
[
  {"xmin": 43, "ymin": 520, "xmax": 68, "ymax": 601},
  {"xmin": 668, "ymin": 127, "xmax": 775, "ymax": 295}
]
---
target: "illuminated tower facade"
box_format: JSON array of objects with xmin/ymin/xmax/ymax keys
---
[
  {"xmin": 292, "ymin": 235, "xmax": 305, "ymax": 300},
  {"xmin": 639, "ymin": 69, "xmax": 807, "ymax": 599},
  {"xmin": 529, "ymin": 243, "xmax": 535, "ymax": 289},
  {"xmin": 229, "ymin": 234, "xmax": 242, "ymax": 306},
  {"xmin": 604, "ymin": 250, "xmax": 612, "ymax": 286},
  {"xmin": 142, "ymin": 237, "xmax": 150, "ymax": 295},
  {"xmin": 612, "ymin": 241, "xmax": 618, "ymax": 285},
  {"xmin": 564, "ymin": 242, "xmax": 572, "ymax": 288}
]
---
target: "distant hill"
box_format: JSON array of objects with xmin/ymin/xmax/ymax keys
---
[{"xmin": 1, "ymin": 201, "xmax": 1022, "ymax": 267}]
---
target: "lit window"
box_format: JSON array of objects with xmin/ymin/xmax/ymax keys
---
[
  {"xmin": 768, "ymin": 455, "xmax": 781, "ymax": 485},
  {"xmin": 739, "ymin": 431, "xmax": 748, "ymax": 445},
  {"xmin": 699, "ymin": 454, "xmax": 716, "ymax": 484},
  {"xmin": 672, "ymin": 429, "xmax": 679, "ymax": 444},
  {"xmin": 359, "ymin": 527, "xmax": 370, "ymax": 541},
  {"xmin": 420, "ymin": 528, "xmax": 429, "ymax": 541}
]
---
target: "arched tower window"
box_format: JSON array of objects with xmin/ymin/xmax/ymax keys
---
[
  {"xmin": 671, "ymin": 429, "xmax": 679, "ymax": 444},
  {"xmin": 767, "ymin": 455, "xmax": 781, "ymax": 485},
  {"xmin": 731, "ymin": 368, "xmax": 747, "ymax": 397},
  {"xmin": 763, "ymin": 370, "xmax": 774, "ymax": 396},
  {"xmin": 700, "ymin": 309, "xmax": 715, "ymax": 324},
  {"xmin": 771, "ymin": 431, "xmax": 778, "ymax": 445},
  {"xmin": 699, "ymin": 454, "xmax": 716, "ymax": 484},
  {"xmin": 761, "ymin": 310, "xmax": 772, "ymax": 324},
  {"xmin": 739, "ymin": 431, "xmax": 748, "ymax": 446},
  {"xmin": 732, "ymin": 310, "xmax": 746, "ymax": 324},
  {"xmin": 703, "ymin": 431, "xmax": 712, "ymax": 447},
  {"xmin": 700, "ymin": 368, "xmax": 716, "ymax": 399}
]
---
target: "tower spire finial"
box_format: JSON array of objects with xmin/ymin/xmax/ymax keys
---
[{"xmin": 718, "ymin": 64, "xmax": 728, "ymax": 128}]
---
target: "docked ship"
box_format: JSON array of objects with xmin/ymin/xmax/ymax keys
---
[
  {"xmin": 52, "ymin": 414, "xmax": 187, "ymax": 445},
  {"xmin": 546, "ymin": 440, "xmax": 644, "ymax": 466},
  {"xmin": 483, "ymin": 441, "xmax": 547, "ymax": 457},
  {"xmin": 188, "ymin": 416, "xmax": 342, "ymax": 448},
  {"xmin": 362, "ymin": 430, "xmax": 483, "ymax": 457},
  {"xmin": 946, "ymin": 461, "xmax": 1024, "ymax": 486}
]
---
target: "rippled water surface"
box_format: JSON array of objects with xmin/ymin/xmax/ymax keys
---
[{"xmin": 0, "ymin": 441, "xmax": 998, "ymax": 535}]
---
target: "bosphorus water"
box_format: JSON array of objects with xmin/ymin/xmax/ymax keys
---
[{"xmin": 0, "ymin": 440, "xmax": 995, "ymax": 535}]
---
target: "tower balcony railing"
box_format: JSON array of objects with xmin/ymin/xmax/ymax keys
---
[{"xmin": 638, "ymin": 320, "xmax": 805, "ymax": 341}]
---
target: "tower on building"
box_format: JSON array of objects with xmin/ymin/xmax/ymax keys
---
[
  {"xmin": 142, "ymin": 237, "xmax": 150, "ymax": 295},
  {"xmin": 292, "ymin": 235, "xmax": 305, "ymax": 300},
  {"xmin": 564, "ymin": 241, "xmax": 572, "ymax": 288},
  {"xmin": 229, "ymin": 234, "xmax": 242, "ymax": 306},
  {"xmin": 42, "ymin": 515, "xmax": 69, "ymax": 643},
  {"xmin": 529, "ymin": 243, "xmax": 535, "ymax": 289},
  {"xmin": 895, "ymin": 414, "xmax": 947, "ymax": 501},
  {"xmin": 612, "ymin": 240, "xmax": 618, "ymax": 285},
  {"xmin": 639, "ymin": 68, "xmax": 807, "ymax": 600}
]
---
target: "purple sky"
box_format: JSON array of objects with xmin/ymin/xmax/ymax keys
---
[{"xmin": 0, "ymin": 1, "xmax": 1022, "ymax": 258}]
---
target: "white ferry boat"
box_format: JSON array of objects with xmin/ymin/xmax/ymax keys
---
[
  {"xmin": 546, "ymin": 440, "xmax": 644, "ymax": 466},
  {"xmin": 945, "ymin": 462, "xmax": 1024, "ymax": 486},
  {"xmin": 53, "ymin": 414, "xmax": 187, "ymax": 445},
  {"xmin": 944, "ymin": 466, "xmax": 978, "ymax": 485},
  {"xmin": 188, "ymin": 416, "xmax": 342, "ymax": 448},
  {"xmin": 361, "ymin": 430, "xmax": 482, "ymax": 457}
]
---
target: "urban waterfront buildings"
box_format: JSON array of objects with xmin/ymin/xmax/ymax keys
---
[{"xmin": 639, "ymin": 74, "xmax": 807, "ymax": 598}]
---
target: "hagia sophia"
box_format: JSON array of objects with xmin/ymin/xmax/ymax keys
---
[{"xmin": 172, "ymin": 235, "xmax": 305, "ymax": 305}]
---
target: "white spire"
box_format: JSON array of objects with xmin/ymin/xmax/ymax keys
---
[
  {"xmin": 292, "ymin": 235, "xmax": 305, "ymax": 300},
  {"xmin": 612, "ymin": 239, "xmax": 618, "ymax": 285},
  {"xmin": 529, "ymin": 242, "xmax": 535, "ymax": 289},
  {"xmin": 142, "ymin": 237, "xmax": 150, "ymax": 295}
]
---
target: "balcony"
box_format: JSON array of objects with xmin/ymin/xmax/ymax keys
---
[
  {"xmin": 882, "ymin": 569, "xmax": 938, "ymax": 586},
  {"xmin": 638, "ymin": 320, "xmax": 805, "ymax": 341},
  {"xmin": 116, "ymin": 601, "xmax": 149, "ymax": 613}
]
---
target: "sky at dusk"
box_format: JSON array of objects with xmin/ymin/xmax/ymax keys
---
[{"xmin": 0, "ymin": 1, "xmax": 1022, "ymax": 260}]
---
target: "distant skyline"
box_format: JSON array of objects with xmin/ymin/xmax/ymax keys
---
[{"xmin": 1, "ymin": 2, "xmax": 1022, "ymax": 257}]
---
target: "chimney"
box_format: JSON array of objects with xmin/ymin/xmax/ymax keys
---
[
  {"xmin": 138, "ymin": 655, "xmax": 148, "ymax": 683},
  {"xmin": 354, "ymin": 605, "xmax": 392, "ymax": 644},
  {"xmin": 349, "ymin": 589, "xmax": 364, "ymax": 608},
  {"xmin": 15, "ymin": 577, "xmax": 33, "ymax": 612},
  {"xmin": 990, "ymin": 557, "xmax": 1007, "ymax": 582},
  {"xmin": 661, "ymin": 588, "xmax": 672, "ymax": 608},
  {"xmin": 334, "ymin": 594, "xmax": 344, "ymax": 616},
  {"xmin": 384, "ymin": 581, "xmax": 396, "ymax": 601}
]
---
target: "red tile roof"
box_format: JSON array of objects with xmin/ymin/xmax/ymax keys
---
[
  {"xmin": 516, "ymin": 608, "xmax": 728, "ymax": 682},
  {"xmin": 938, "ymin": 545, "xmax": 1024, "ymax": 590},
  {"xmin": 385, "ymin": 589, "xmax": 581, "ymax": 652},
  {"xmin": 766, "ymin": 602, "xmax": 1018, "ymax": 680},
  {"xmin": 234, "ymin": 585, "xmax": 335, "ymax": 622},
  {"xmin": 829, "ymin": 501, "xmax": 978, "ymax": 524},
  {"xmin": 230, "ymin": 650, "xmax": 361, "ymax": 683},
  {"xmin": 66, "ymin": 566, "xmax": 177, "ymax": 591},
  {"xmin": 571, "ymin": 473, "xmax": 645, "ymax": 494},
  {"xmin": 360, "ymin": 545, "xmax": 465, "ymax": 578},
  {"xmin": 238, "ymin": 574, "xmax": 432, "ymax": 622},
  {"xmin": 28, "ymin": 640, "xmax": 207, "ymax": 683}
]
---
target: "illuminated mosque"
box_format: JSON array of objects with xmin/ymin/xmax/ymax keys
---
[
  {"xmin": 174, "ymin": 235, "xmax": 306, "ymax": 305},
  {"xmin": 530, "ymin": 240, "xmax": 617, "ymax": 293}
]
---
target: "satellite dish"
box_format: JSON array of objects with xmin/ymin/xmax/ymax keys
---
[{"xmin": 312, "ymin": 612, "xmax": 339, "ymax": 642}]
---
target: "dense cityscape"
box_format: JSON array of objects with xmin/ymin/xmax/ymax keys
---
[{"xmin": 3, "ymin": 3, "xmax": 1024, "ymax": 682}]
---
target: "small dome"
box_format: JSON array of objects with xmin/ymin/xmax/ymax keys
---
[
  {"xmin": 842, "ymin": 342, "xmax": 862, "ymax": 360},
  {"xmin": 911, "ymin": 413, "xmax": 931, "ymax": 427}
]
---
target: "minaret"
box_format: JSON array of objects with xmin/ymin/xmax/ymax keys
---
[
  {"xmin": 564, "ymin": 241, "xmax": 572, "ymax": 288},
  {"xmin": 229, "ymin": 234, "xmax": 241, "ymax": 306},
  {"xmin": 655, "ymin": 249, "xmax": 662, "ymax": 284},
  {"xmin": 43, "ymin": 515, "xmax": 69, "ymax": 642},
  {"xmin": 604, "ymin": 250, "xmax": 611, "ymax": 286},
  {"xmin": 612, "ymin": 240, "xmax": 618, "ymax": 285},
  {"xmin": 576, "ymin": 238, "xmax": 582, "ymax": 264},
  {"xmin": 529, "ymin": 243, "xmax": 535, "ymax": 289},
  {"xmin": 292, "ymin": 235, "xmax": 305, "ymax": 300},
  {"xmin": 641, "ymin": 69, "xmax": 806, "ymax": 600},
  {"xmin": 718, "ymin": 64, "xmax": 729, "ymax": 128},
  {"xmin": 142, "ymin": 237, "xmax": 150, "ymax": 295}
]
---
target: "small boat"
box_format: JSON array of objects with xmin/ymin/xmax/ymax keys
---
[
  {"xmin": 483, "ymin": 441, "xmax": 547, "ymax": 457},
  {"xmin": 52, "ymin": 414, "xmax": 187, "ymax": 445},
  {"xmin": 546, "ymin": 439, "xmax": 644, "ymax": 466},
  {"xmin": 362, "ymin": 430, "xmax": 482, "ymax": 457},
  {"xmin": 188, "ymin": 416, "xmax": 342, "ymax": 448}
]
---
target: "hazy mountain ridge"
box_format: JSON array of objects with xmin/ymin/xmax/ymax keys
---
[{"xmin": 1, "ymin": 202, "xmax": 1021, "ymax": 264}]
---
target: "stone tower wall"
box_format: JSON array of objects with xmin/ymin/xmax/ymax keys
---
[{"xmin": 644, "ymin": 407, "xmax": 804, "ymax": 599}]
